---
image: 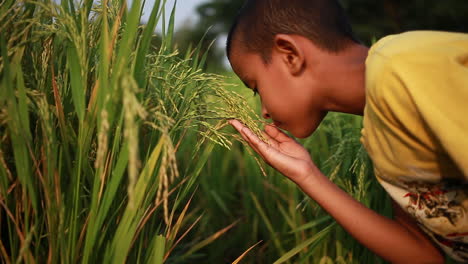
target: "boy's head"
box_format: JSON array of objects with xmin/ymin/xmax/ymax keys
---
[
  {"xmin": 227, "ymin": 0, "xmax": 357, "ymax": 63},
  {"xmin": 227, "ymin": 0, "xmax": 363, "ymax": 138}
]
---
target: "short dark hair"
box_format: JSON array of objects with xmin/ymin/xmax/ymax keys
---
[{"xmin": 227, "ymin": 0, "xmax": 358, "ymax": 62}]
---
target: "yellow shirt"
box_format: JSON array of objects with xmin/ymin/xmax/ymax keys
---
[{"xmin": 361, "ymin": 31, "xmax": 468, "ymax": 262}]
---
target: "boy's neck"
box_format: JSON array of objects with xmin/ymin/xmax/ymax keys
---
[{"xmin": 318, "ymin": 43, "xmax": 369, "ymax": 116}]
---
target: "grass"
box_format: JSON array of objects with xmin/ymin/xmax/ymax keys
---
[
  {"xmin": 1, "ymin": 0, "xmax": 393, "ymax": 263},
  {"xmin": 0, "ymin": 0, "xmax": 264, "ymax": 263}
]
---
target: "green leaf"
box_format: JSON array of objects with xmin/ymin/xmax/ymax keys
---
[
  {"xmin": 274, "ymin": 223, "xmax": 337, "ymax": 264},
  {"xmin": 110, "ymin": 137, "xmax": 165, "ymax": 262},
  {"xmin": 149, "ymin": 235, "xmax": 166, "ymax": 264},
  {"xmin": 162, "ymin": 0, "xmax": 177, "ymax": 52},
  {"xmin": 67, "ymin": 45, "xmax": 85, "ymax": 122},
  {"xmin": 134, "ymin": 0, "xmax": 162, "ymax": 88},
  {"xmin": 288, "ymin": 216, "xmax": 332, "ymax": 233},
  {"xmin": 250, "ymin": 192, "xmax": 286, "ymax": 256}
]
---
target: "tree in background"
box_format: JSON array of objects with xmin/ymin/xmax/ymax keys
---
[
  {"xmin": 172, "ymin": 0, "xmax": 243, "ymax": 73},
  {"xmin": 340, "ymin": 0, "xmax": 468, "ymax": 43},
  {"xmin": 173, "ymin": 0, "xmax": 468, "ymax": 72}
]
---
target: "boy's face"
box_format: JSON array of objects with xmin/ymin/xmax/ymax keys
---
[{"xmin": 229, "ymin": 45, "xmax": 327, "ymax": 139}]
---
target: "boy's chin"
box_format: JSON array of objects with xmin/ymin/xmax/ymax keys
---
[
  {"xmin": 289, "ymin": 119, "xmax": 323, "ymax": 139},
  {"xmin": 280, "ymin": 122, "xmax": 316, "ymax": 139},
  {"xmin": 290, "ymin": 128, "xmax": 313, "ymax": 139},
  {"xmin": 293, "ymin": 133, "xmax": 311, "ymax": 139}
]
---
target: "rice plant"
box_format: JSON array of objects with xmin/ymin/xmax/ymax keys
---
[{"xmin": 0, "ymin": 0, "xmax": 264, "ymax": 263}]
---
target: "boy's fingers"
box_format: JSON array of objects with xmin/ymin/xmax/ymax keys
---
[
  {"xmin": 240, "ymin": 127, "xmax": 262, "ymax": 152},
  {"xmin": 230, "ymin": 120, "xmax": 277, "ymax": 144},
  {"xmin": 229, "ymin": 120, "xmax": 263, "ymax": 155},
  {"xmin": 239, "ymin": 130, "xmax": 250, "ymax": 144},
  {"xmin": 230, "ymin": 121, "xmax": 258, "ymax": 148},
  {"xmin": 229, "ymin": 120, "xmax": 244, "ymax": 132},
  {"xmin": 265, "ymin": 125, "xmax": 291, "ymax": 143},
  {"xmin": 242, "ymin": 127, "xmax": 273, "ymax": 158},
  {"xmin": 229, "ymin": 120, "xmax": 276, "ymax": 160},
  {"xmin": 261, "ymin": 130, "xmax": 279, "ymax": 148}
]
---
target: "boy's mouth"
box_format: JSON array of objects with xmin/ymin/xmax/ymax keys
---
[{"xmin": 273, "ymin": 121, "xmax": 282, "ymax": 127}]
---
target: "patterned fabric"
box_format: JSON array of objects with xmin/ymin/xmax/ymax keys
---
[
  {"xmin": 378, "ymin": 178, "xmax": 468, "ymax": 262},
  {"xmin": 361, "ymin": 31, "xmax": 468, "ymax": 262}
]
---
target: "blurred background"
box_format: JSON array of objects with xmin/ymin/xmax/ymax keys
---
[{"xmin": 149, "ymin": 0, "xmax": 468, "ymax": 73}]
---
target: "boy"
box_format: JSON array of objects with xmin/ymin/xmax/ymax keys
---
[{"xmin": 226, "ymin": 0, "xmax": 468, "ymax": 263}]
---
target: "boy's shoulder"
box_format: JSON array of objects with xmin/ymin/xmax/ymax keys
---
[
  {"xmin": 368, "ymin": 30, "xmax": 468, "ymax": 60},
  {"xmin": 365, "ymin": 30, "xmax": 468, "ymax": 98}
]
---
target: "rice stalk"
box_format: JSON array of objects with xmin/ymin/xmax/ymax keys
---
[{"xmin": 0, "ymin": 0, "xmax": 270, "ymax": 263}]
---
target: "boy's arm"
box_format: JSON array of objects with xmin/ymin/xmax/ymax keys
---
[
  {"xmin": 299, "ymin": 170, "xmax": 444, "ymax": 264},
  {"xmin": 230, "ymin": 120, "xmax": 444, "ymax": 264},
  {"xmin": 391, "ymin": 200, "xmax": 441, "ymax": 258}
]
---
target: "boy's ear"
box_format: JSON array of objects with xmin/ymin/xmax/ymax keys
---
[{"xmin": 273, "ymin": 34, "xmax": 305, "ymax": 76}]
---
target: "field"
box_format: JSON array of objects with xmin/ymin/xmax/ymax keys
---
[{"xmin": 0, "ymin": 0, "xmax": 393, "ymax": 263}]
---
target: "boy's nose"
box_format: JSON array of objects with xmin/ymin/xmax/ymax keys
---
[{"xmin": 261, "ymin": 105, "xmax": 271, "ymax": 119}]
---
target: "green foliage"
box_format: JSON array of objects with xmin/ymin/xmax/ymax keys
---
[{"xmin": 0, "ymin": 0, "xmax": 263, "ymax": 263}]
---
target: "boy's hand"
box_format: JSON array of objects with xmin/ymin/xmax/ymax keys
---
[
  {"xmin": 229, "ymin": 120, "xmax": 317, "ymax": 184},
  {"xmin": 230, "ymin": 120, "xmax": 445, "ymax": 264}
]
